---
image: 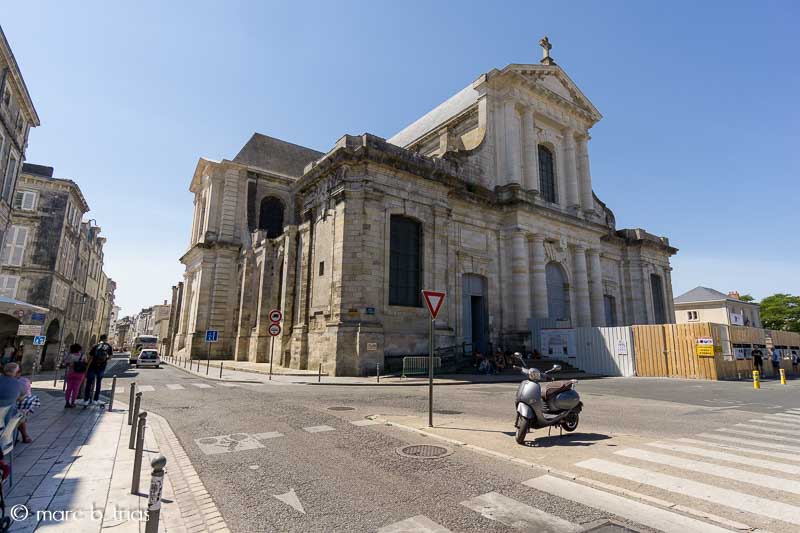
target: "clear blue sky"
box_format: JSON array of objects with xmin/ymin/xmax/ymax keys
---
[{"xmin": 3, "ymin": 1, "xmax": 799, "ymax": 316}]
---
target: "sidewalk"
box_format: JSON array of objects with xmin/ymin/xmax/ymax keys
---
[
  {"xmin": 162, "ymin": 356, "xmax": 591, "ymax": 386},
  {"xmin": 4, "ymin": 371, "xmax": 228, "ymax": 532}
]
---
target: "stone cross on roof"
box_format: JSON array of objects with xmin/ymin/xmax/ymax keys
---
[{"xmin": 539, "ymin": 35, "xmax": 556, "ymax": 66}]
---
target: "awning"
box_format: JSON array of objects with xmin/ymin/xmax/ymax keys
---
[{"xmin": 0, "ymin": 296, "xmax": 49, "ymax": 315}]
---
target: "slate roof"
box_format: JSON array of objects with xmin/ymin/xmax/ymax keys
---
[
  {"xmin": 233, "ymin": 133, "xmax": 323, "ymax": 177},
  {"xmin": 674, "ymin": 286, "xmax": 754, "ymax": 305}
]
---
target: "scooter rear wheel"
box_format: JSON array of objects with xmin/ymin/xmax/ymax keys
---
[
  {"xmin": 561, "ymin": 412, "xmax": 579, "ymax": 432},
  {"xmin": 515, "ymin": 417, "xmax": 528, "ymax": 444}
]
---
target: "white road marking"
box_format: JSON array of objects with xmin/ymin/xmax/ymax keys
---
[
  {"xmin": 647, "ymin": 441, "xmax": 800, "ymax": 475},
  {"xmin": 166, "ymin": 384, "xmax": 185, "ymax": 390},
  {"xmin": 217, "ymin": 383, "xmax": 239, "ymax": 387},
  {"xmin": 615, "ymin": 447, "xmax": 800, "ymax": 494},
  {"xmin": 303, "ymin": 425, "xmax": 335, "ymax": 433},
  {"xmin": 576, "ymin": 458, "xmax": 800, "ymax": 525},
  {"xmin": 765, "ymin": 413, "xmax": 800, "ymax": 421},
  {"xmin": 194, "ymin": 433, "xmax": 265, "ymax": 455},
  {"xmin": 378, "ymin": 515, "xmax": 453, "ymax": 533},
  {"xmin": 460, "ymin": 491, "xmax": 581, "ymax": 532},
  {"xmin": 524, "ymin": 475, "xmax": 733, "ymax": 533},
  {"xmin": 698, "ymin": 433, "xmax": 800, "ymax": 453},
  {"xmin": 252, "ymin": 431, "xmax": 284, "ymax": 440},
  {"xmin": 757, "ymin": 418, "xmax": 800, "ymax": 428},
  {"xmin": 191, "ymin": 383, "xmax": 213, "ymax": 389},
  {"xmin": 137, "ymin": 385, "xmax": 155, "ymax": 392},
  {"xmin": 350, "ymin": 419, "xmax": 383, "ymax": 427},
  {"xmin": 274, "ymin": 489, "xmax": 305, "ymax": 514},
  {"xmin": 675, "ymin": 437, "xmax": 800, "ymax": 463},
  {"xmin": 716, "ymin": 427, "xmax": 800, "ymax": 443},
  {"xmin": 736, "ymin": 422, "xmax": 800, "ymax": 436}
]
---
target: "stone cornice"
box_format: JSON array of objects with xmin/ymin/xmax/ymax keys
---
[{"xmin": 0, "ymin": 28, "xmax": 40, "ymax": 126}]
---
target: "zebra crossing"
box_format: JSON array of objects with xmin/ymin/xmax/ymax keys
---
[
  {"xmin": 118, "ymin": 381, "xmax": 266, "ymax": 394},
  {"xmin": 377, "ymin": 408, "xmax": 800, "ymax": 532}
]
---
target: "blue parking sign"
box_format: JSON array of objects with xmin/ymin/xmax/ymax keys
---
[
  {"xmin": 205, "ymin": 330, "xmax": 218, "ymax": 343},
  {"xmin": 33, "ymin": 335, "xmax": 46, "ymax": 346}
]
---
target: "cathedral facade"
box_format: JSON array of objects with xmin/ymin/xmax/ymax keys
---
[{"xmin": 172, "ymin": 44, "xmax": 677, "ymax": 375}]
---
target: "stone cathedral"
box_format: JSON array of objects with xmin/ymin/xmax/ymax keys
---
[{"xmin": 172, "ymin": 39, "xmax": 677, "ymax": 375}]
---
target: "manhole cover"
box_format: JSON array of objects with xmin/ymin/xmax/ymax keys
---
[
  {"xmin": 327, "ymin": 406, "xmax": 355, "ymax": 411},
  {"xmin": 396, "ymin": 445, "xmax": 453, "ymax": 459},
  {"xmin": 434, "ymin": 410, "xmax": 462, "ymax": 415}
]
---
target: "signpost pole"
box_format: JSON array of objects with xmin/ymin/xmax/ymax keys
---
[
  {"xmin": 428, "ymin": 317, "xmax": 433, "ymax": 428},
  {"xmin": 269, "ymin": 336, "xmax": 274, "ymax": 381}
]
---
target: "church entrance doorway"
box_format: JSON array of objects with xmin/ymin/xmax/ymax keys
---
[
  {"xmin": 546, "ymin": 262, "xmax": 570, "ymax": 322},
  {"xmin": 462, "ymin": 274, "xmax": 487, "ymax": 354}
]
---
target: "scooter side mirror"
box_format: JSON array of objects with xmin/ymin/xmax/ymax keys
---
[{"xmin": 551, "ymin": 364, "xmax": 562, "ymax": 372}]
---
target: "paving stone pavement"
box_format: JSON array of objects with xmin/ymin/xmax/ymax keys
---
[{"xmin": 2, "ymin": 377, "xmax": 228, "ymax": 532}]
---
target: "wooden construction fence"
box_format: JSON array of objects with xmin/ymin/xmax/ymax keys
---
[{"xmin": 631, "ymin": 323, "xmax": 718, "ymax": 380}]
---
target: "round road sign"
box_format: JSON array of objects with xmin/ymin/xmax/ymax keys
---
[
  {"xmin": 268, "ymin": 323, "xmax": 282, "ymax": 337},
  {"xmin": 269, "ymin": 309, "xmax": 282, "ymax": 323}
]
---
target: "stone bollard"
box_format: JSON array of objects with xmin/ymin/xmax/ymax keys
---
[
  {"xmin": 131, "ymin": 412, "xmax": 147, "ymax": 494},
  {"xmin": 753, "ymin": 370, "xmax": 760, "ymax": 389},
  {"xmin": 145, "ymin": 455, "xmax": 167, "ymax": 533}
]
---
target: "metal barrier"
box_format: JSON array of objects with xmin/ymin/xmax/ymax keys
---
[{"xmin": 401, "ymin": 356, "xmax": 441, "ymax": 379}]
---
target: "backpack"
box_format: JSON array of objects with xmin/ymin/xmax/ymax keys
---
[
  {"xmin": 90, "ymin": 342, "xmax": 111, "ymax": 364},
  {"xmin": 72, "ymin": 354, "xmax": 87, "ymax": 373}
]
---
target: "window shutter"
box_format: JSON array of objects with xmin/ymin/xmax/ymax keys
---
[
  {"xmin": 9, "ymin": 226, "xmax": 27, "ymax": 266},
  {"xmin": 12, "ymin": 191, "xmax": 23, "ymax": 209},
  {"xmin": 21, "ymin": 192, "xmax": 35, "ymax": 210},
  {"xmin": 0, "ymin": 275, "xmax": 19, "ymax": 299},
  {"xmin": 0, "ymin": 226, "xmax": 15, "ymax": 264}
]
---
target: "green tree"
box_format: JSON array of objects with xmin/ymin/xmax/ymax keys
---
[
  {"xmin": 739, "ymin": 294, "xmax": 755, "ymax": 302},
  {"xmin": 760, "ymin": 293, "xmax": 800, "ymax": 333}
]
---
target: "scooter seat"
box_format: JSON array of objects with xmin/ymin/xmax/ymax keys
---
[{"xmin": 540, "ymin": 381, "xmax": 573, "ymax": 401}]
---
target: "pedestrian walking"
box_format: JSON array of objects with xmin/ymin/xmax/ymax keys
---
[
  {"xmin": 752, "ymin": 347, "xmax": 764, "ymax": 375},
  {"xmin": 64, "ymin": 343, "xmax": 86, "ymax": 408},
  {"xmin": 770, "ymin": 349, "xmax": 781, "ymax": 377},
  {"xmin": 792, "ymin": 351, "xmax": 799, "ymax": 375},
  {"xmin": 83, "ymin": 334, "xmax": 113, "ymax": 406}
]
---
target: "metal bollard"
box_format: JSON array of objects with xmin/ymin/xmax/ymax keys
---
[
  {"xmin": 318, "ymin": 363, "xmax": 322, "ymax": 383},
  {"xmin": 145, "ymin": 455, "xmax": 167, "ymax": 533},
  {"xmin": 206, "ymin": 359, "xmax": 210, "ymax": 375},
  {"xmin": 128, "ymin": 383, "xmax": 137, "ymax": 425},
  {"xmin": 377, "ymin": 363, "xmax": 380, "ymax": 383},
  {"xmin": 108, "ymin": 377, "xmax": 117, "ymax": 412},
  {"xmin": 129, "ymin": 392, "xmax": 142, "ymax": 449},
  {"xmin": 131, "ymin": 412, "xmax": 147, "ymax": 494},
  {"xmin": 753, "ymin": 370, "xmax": 761, "ymax": 389},
  {"xmin": 780, "ymin": 368, "xmax": 787, "ymax": 385},
  {"xmin": 219, "ymin": 362, "xmax": 223, "ymax": 379}
]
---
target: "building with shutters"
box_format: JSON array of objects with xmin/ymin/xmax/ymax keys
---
[
  {"xmin": 172, "ymin": 39, "xmax": 677, "ymax": 375},
  {"xmin": 0, "ymin": 163, "xmax": 115, "ymax": 368}
]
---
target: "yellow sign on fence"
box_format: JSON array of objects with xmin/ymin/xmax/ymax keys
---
[{"xmin": 695, "ymin": 337, "xmax": 715, "ymax": 357}]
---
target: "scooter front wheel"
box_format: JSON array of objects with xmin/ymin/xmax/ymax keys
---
[
  {"xmin": 561, "ymin": 412, "xmax": 579, "ymax": 432},
  {"xmin": 515, "ymin": 416, "xmax": 529, "ymax": 444}
]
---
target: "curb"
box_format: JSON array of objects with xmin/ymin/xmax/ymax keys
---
[{"xmin": 161, "ymin": 360, "xmax": 263, "ymax": 383}]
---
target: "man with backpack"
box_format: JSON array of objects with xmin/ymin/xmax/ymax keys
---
[{"xmin": 83, "ymin": 335, "xmax": 113, "ymax": 406}]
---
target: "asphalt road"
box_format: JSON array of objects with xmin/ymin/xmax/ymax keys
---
[{"xmin": 105, "ymin": 357, "xmax": 800, "ymax": 533}]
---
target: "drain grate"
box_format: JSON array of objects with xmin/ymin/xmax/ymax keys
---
[
  {"xmin": 396, "ymin": 444, "xmax": 453, "ymax": 459},
  {"xmin": 434, "ymin": 410, "xmax": 462, "ymax": 415},
  {"xmin": 327, "ymin": 406, "xmax": 355, "ymax": 411}
]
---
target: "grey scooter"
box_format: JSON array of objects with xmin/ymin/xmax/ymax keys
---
[{"xmin": 513, "ymin": 354, "xmax": 582, "ymax": 445}]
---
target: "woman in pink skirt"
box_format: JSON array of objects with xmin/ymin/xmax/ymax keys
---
[{"xmin": 64, "ymin": 343, "xmax": 87, "ymax": 408}]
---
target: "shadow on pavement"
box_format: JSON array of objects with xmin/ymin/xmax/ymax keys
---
[{"xmin": 524, "ymin": 432, "xmax": 611, "ymax": 448}]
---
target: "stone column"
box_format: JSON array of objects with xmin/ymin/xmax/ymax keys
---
[
  {"xmin": 588, "ymin": 249, "xmax": 605, "ymax": 327},
  {"xmin": 572, "ymin": 245, "xmax": 591, "ymax": 327},
  {"xmin": 504, "ymin": 102, "xmax": 523, "ymax": 186},
  {"xmin": 577, "ymin": 135, "xmax": 594, "ymax": 211},
  {"xmin": 663, "ymin": 266, "xmax": 676, "ymax": 324},
  {"xmin": 530, "ymin": 234, "xmax": 548, "ymax": 319},
  {"xmin": 510, "ymin": 230, "xmax": 531, "ymax": 330},
  {"xmin": 521, "ymin": 107, "xmax": 539, "ymax": 192},
  {"xmin": 561, "ymin": 128, "xmax": 580, "ymax": 208}
]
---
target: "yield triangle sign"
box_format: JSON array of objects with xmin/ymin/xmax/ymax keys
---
[{"xmin": 422, "ymin": 290, "xmax": 446, "ymax": 320}]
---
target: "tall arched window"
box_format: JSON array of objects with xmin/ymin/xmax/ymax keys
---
[
  {"xmin": 650, "ymin": 274, "xmax": 666, "ymax": 324},
  {"xmin": 389, "ymin": 215, "xmax": 422, "ymax": 307},
  {"xmin": 259, "ymin": 196, "xmax": 285, "ymax": 238},
  {"xmin": 538, "ymin": 145, "xmax": 557, "ymax": 204},
  {"xmin": 546, "ymin": 262, "xmax": 570, "ymax": 321}
]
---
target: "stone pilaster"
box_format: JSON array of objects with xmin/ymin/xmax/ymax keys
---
[
  {"xmin": 521, "ymin": 107, "xmax": 539, "ymax": 192},
  {"xmin": 577, "ymin": 135, "xmax": 594, "ymax": 211},
  {"xmin": 561, "ymin": 128, "xmax": 580, "ymax": 208},
  {"xmin": 510, "ymin": 230, "xmax": 531, "ymax": 330},
  {"xmin": 572, "ymin": 244, "xmax": 591, "ymax": 327},
  {"xmin": 530, "ymin": 234, "xmax": 548, "ymax": 319},
  {"xmin": 588, "ymin": 248, "xmax": 605, "ymax": 327},
  {"xmin": 504, "ymin": 102, "xmax": 523, "ymax": 186}
]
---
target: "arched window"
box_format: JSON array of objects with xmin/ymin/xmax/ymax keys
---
[
  {"xmin": 546, "ymin": 262, "xmax": 570, "ymax": 321},
  {"xmin": 389, "ymin": 215, "xmax": 422, "ymax": 307},
  {"xmin": 259, "ymin": 196, "xmax": 285, "ymax": 238},
  {"xmin": 538, "ymin": 145, "xmax": 557, "ymax": 204}
]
